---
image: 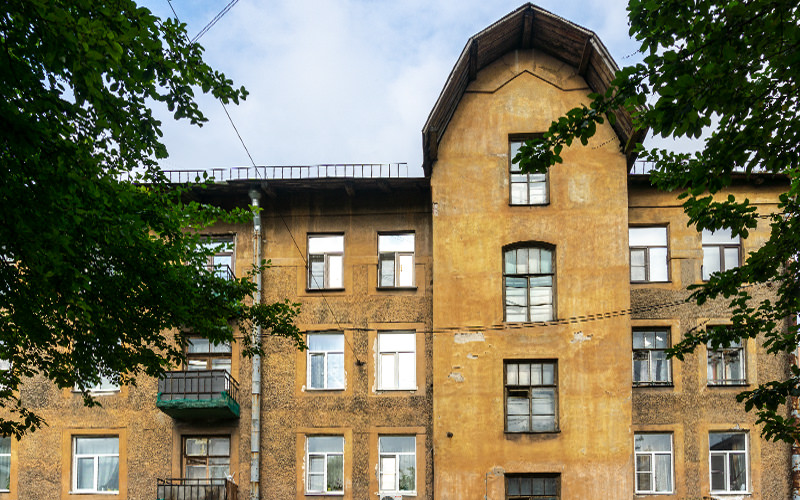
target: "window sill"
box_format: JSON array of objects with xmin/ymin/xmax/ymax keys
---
[
  {"xmin": 630, "ymin": 280, "xmax": 672, "ymax": 284},
  {"xmin": 71, "ymin": 389, "xmax": 120, "ymax": 395},
  {"xmin": 508, "ymin": 203, "xmax": 550, "ymax": 207},
  {"xmin": 708, "ymin": 491, "xmax": 750, "ymax": 496},
  {"xmin": 707, "ymin": 382, "xmax": 749, "ymax": 388},
  {"xmin": 305, "ymin": 388, "xmax": 345, "ymax": 392},
  {"xmin": 380, "ymin": 492, "xmax": 416, "ymax": 497},
  {"xmin": 634, "ymin": 491, "xmax": 675, "ymax": 496},
  {"xmin": 304, "ymin": 492, "xmax": 344, "ymax": 496},
  {"xmin": 376, "ymin": 387, "xmax": 419, "ymax": 392},
  {"xmin": 306, "ymin": 288, "xmax": 345, "ymax": 293},
  {"xmin": 504, "ymin": 430, "xmax": 560, "ymax": 435},
  {"xmin": 69, "ymin": 492, "xmax": 119, "ymax": 496},
  {"xmin": 376, "ymin": 286, "xmax": 418, "ymax": 291},
  {"xmin": 633, "ymin": 383, "xmax": 674, "ymax": 388}
]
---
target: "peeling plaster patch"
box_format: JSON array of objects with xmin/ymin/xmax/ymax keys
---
[
  {"xmin": 467, "ymin": 354, "xmax": 478, "ymax": 360},
  {"xmin": 571, "ymin": 331, "xmax": 593, "ymax": 343},
  {"xmin": 454, "ymin": 332, "xmax": 485, "ymax": 344},
  {"xmin": 448, "ymin": 372, "xmax": 464, "ymax": 383},
  {"xmin": 490, "ymin": 466, "xmax": 505, "ymax": 476}
]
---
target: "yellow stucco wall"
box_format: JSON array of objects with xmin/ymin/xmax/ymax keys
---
[{"xmin": 430, "ymin": 49, "xmax": 634, "ymax": 499}]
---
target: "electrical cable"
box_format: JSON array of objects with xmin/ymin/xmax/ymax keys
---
[
  {"xmin": 164, "ymin": 0, "xmax": 361, "ymax": 363},
  {"xmin": 191, "ymin": 0, "xmax": 241, "ymax": 44}
]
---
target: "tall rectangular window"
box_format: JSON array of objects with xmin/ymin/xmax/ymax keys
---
[
  {"xmin": 634, "ymin": 433, "xmax": 674, "ymax": 494},
  {"xmin": 186, "ymin": 337, "xmax": 232, "ymax": 373},
  {"xmin": 632, "ymin": 329, "xmax": 671, "ymax": 386},
  {"xmin": 379, "ymin": 436, "xmax": 416, "ymax": 495},
  {"xmin": 307, "ymin": 333, "xmax": 345, "ymax": 390},
  {"xmin": 72, "ymin": 436, "xmax": 119, "ymax": 493},
  {"xmin": 378, "ymin": 331, "xmax": 416, "ymax": 390},
  {"xmin": 509, "ymin": 140, "xmax": 548, "ymax": 205},
  {"xmin": 183, "ymin": 436, "xmax": 230, "ymax": 480},
  {"xmin": 504, "ymin": 247, "xmax": 554, "ymax": 322},
  {"xmin": 202, "ymin": 237, "xmax": 234, "ymax": 280},
  {"xmin": 629, "ymin": 227, "xmax": 669, "ymax": 282},
  {"xmin": 306, "ymin": 436, "xmax": 344, "ymax": 494},
  {"xmin": 707, "ymin": 340, "xmax": 745, "ymax": 385},
  {"xmin": 308, "ymin": 234, "xmax": 344, "ymax": 290},
  {"xmin": 0, "ymin": 437, "xmax": 9, "ymax": 492},
  {"xmin": 710, "ymin": 432, "xmax": 748, "ymax": 493},
  {"xmin": 505, "ymin": 361, "xmax": 557, "ymax": 433},
  {"xmin": 378, "ymin": 233, "xmax": 415, "ymax": 288},
  {"xmin": 505, "ymin": 474, "xmax": 559, "ymax": 499},
  {"xmin": 702, "ymin": 229, "xmax": 741, "ymax": 280}
]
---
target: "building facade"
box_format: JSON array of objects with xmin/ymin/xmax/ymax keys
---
[{"xmin": 0, "ymin": 4, "xmax": 792, "ymax": 500}]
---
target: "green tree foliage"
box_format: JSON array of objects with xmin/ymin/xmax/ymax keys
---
[
  {"xmin": 0, "ymin": 0, "xmax": 301, "ymax": 436},
  {"xmin": 515, "ymin": 0, "xmax": 799, "ymax": 442}
]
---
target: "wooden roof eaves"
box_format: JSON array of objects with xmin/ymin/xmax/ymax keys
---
[{"xmin": 421, "ymin": 4, "xmax": 636, "ymax": 176}]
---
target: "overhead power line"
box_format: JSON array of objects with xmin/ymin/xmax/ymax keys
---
[{"xmin": 191, "ymin": 0, "xmax": 241, "ymax": 43}]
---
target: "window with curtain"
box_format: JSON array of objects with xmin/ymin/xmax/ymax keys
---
[
  {"xmin": 505, "ymin": 361, "xmax": 558, "ymax": 433},
  {"xmin": 308, "ymin": 234, "xmax": 344, "ymax": 289},
  {"xmin": 632, "ymin": 329, "xmax": 671, "ymax": 386},
  {"xmin": 306, "ymin": 436, "xmax": 344, "ymax": 494},
  {"xmin": 629, "ymin": 227, "xmax": 669, "ymax": 282},
  {"xmin": 379, "ymin": 436, "xmax": 416, "ymax": 494},
  {"xmin": 183, "ymin": 436, "xmax": 230, "ymax": 481},
  {"xmin": 307, "ymin": 333, "xmax": 345, "ymax": 390},
  {"xmin": 378, "ymin": 233, "xmax": 415, "ymax": 287},
  {"xmin": 72, "ymin": 436, "xmax": 119, "ymax": 493},
  {"xmin": 634, "ymin": 433, "xmax": 673, "ymax": 494},
  {"xmin": 702, "ymin": 229, "xmax": 741, "ymax": 280},
  {"xmin": 509, "ymin": 139, "xmax": 548, "ymax": 205},
  {"xmin": 710, "ymin": 432, "xmax": 748, "ymax": 493},
  {"xmin": 0, "ymin": 436, "xmax": 9, "ymax": 492},
  {"xmin": 504, "ymin": 246, "xmax": 554, "ymax": 322}
]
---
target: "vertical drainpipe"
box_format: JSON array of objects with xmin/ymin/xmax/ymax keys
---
[
  {"xmin": 249, "ymin": 189, "xmax": 262, "ymax": 500},
  {"xmin": 793, "ymin": 313, "xmax": 800, "ymax": 500}
]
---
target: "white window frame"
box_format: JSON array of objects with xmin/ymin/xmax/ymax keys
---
[
  {"xmin": 73, "ymin": 374, "xmax": 119, "ymax": 394},
  {"xmin": 377, "ymin": 331, "xmax": 416, "ymax": 391},
  {"xmin": 306, "ymin": 436, "xmax": 344, "ymax": 495},
  {"xmin": 709, "ymin": 432, "xmax": 749, "ymax": 493},
  {"xmin": 0, "ymin": 436, "xmax": 10, "ymax": 492},
  {"xmin": 629, "ymin": 227, "xmax": 670, "ymax": 283},
  {"xmin": 308, "ymin": 234, "xmax": 344, "ymax": 290},
  {"xmin": 71, "ymin": 436, "xmax": 119, "ymax": 494},
  {"xmin": 632, "ymin": 329, "xmax": 672, "ymax": 386},
  {"xmin": 378, "ymin": 233, "xmax": 415, "ymax": 288},
  {"xmin": 378, "ymin": 436, "xmax": 416, "ymax": 495},
  {"xmin": 307, "ymin": 333, "xmax": 345, "ymax": 390},
  {"xmin": 509, "ymin": 139, "xmax": 548, "ymax": 205},
  {"xmin": 702, "ymin": 229, "xmax": 741, "ymax": 281},
  {"xmin": 634, "ymin": 433, "xmax": 674, "ymax": 494},
  {"xmin": 707, "ymin": 340, "xmax": 746, "ymax": 386}
]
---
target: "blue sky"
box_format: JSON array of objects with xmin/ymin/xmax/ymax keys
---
[{"xmin": 139, "ymin": 1, "xmax": 645, "ymax": 175}]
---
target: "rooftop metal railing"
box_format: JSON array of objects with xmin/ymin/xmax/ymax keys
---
[
  {"xmin": 151, "ymin": 163, "xmax": 410, "ymax": 183},
  {"xmin": 630, "ymin": 161, "xmax": 769, "ymax": 175}
]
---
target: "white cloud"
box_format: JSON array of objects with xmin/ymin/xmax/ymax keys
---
[{"xmin": 139, "ymin": 1, "xmax": 646, "ymax": 174}]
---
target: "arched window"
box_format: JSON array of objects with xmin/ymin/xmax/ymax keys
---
[{"xmin": 504, "ymin": 246, "xmax": 554, "ymax": 322}]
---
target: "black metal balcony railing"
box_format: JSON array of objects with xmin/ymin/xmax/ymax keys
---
[
  {"xmin": 157, "ymin": 370, "xmax": 240, "ymax": 419},
  {"xmin": 211, "ymin": 264, "xmax": 234, "ymax": 281},
  {"xmin": 157, "ymin": 478, "xmax": 238, "ymax": 500}
]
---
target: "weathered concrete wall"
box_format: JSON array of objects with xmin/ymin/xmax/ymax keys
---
[
  {"xmin": 430, "ymin": 49, "xmax": 634, "ymax": 499},
  {"xmin": 257, "ymin": 183, "xmax": 434, "ymax": 499},
  {"xmin": 629, "ymin": 178, "xmax": 792, "ymax": 500}
]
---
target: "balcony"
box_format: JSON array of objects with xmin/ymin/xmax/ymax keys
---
[
  {"xmin": 157, "ymin": 478, "xmax": 238, "ymax": 500},
  {"xmin": 157, "ymin": 370, "xmax": 240, "ymax": 420},
  {"xmin": 212, "ymin": 264, "xmax": 234, "ymax": 281}
]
